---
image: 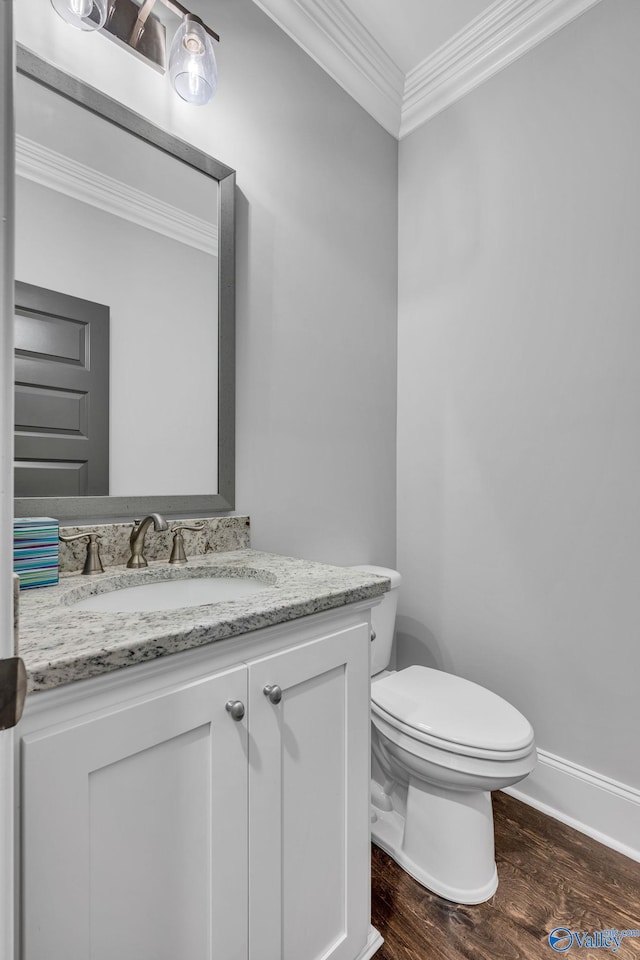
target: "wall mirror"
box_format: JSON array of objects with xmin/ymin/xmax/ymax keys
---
[{"xmin": 14, "ymin": 46, "xmax": 235, "ymax": 522}]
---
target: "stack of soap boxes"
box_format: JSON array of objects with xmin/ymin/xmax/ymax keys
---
[{"xmin": 14, "ymin": 517, "xmax": 59, "ymax": 590}]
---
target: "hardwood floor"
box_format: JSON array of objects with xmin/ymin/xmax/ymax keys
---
[{"xmin": 371, "ymin": 792, "xmax": 640, "ymax": 959}]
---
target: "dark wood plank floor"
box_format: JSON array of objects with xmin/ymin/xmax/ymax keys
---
[{"xmin": 371, "ymin": 792, "xmax": 640, "ymax": 959}]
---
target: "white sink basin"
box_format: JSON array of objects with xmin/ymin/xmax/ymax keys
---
[{"xmin": 70, "ymin": 576, "xmax": 274, "ymax": 613}]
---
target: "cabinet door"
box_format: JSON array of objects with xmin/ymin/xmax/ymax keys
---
[
  {"xmin": 21, "ymin": 666, "xmax": 248, "ymax": 960},
  {"xmin": 248, "ymin": 622, "xmax": 371, "ymax": 960}
]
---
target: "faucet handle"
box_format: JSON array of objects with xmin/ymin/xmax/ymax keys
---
[
  {"xmin": 169, "ymin": 523, "xmax": 206, "ymax": 565},
  {"xmin": 59, "ymin": 532, "xmax": 105, "ymax": 576}
]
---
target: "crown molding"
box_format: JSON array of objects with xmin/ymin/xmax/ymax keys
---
[
  {"xmin": 251, "ymin": 0, "xmax": 404, "ymax": 137},
  {"xmin": 15, "ymin": 134, "xmax": 218, "ymax": 256},
  {"xmin": 252, "ymin": 0, "xmax": 605, "ymax": 140},
  {"xmin": 400, "ymin": 0, "xmax": 606, "ymax": 138}
]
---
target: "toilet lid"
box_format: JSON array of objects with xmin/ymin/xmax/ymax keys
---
[{"xmin": 371, "ymin": 666, "xmax": 534, "ymax": 753}]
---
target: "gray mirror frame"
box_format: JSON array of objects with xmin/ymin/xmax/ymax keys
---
[{"xmin": 14, "ymin": 45, "xmax": 235, "ymax": 522}]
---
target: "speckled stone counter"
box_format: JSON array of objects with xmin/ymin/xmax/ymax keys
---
[{"xmin": 18, "ymin": 550, "xmax": 390, "ymax": 694}]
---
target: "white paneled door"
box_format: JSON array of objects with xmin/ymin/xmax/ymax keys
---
[{"xmin": 1, "ymin": 0, "xmax": 15, "ymax": 957}]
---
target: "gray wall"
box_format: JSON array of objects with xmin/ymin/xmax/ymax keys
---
[
  {"xmin": 15, "ymin": 0, "xmax": 398, "ymax": 566},
  {"xmin": 397, "ymin": 0, "xmax": 640, "ymax": 790}
]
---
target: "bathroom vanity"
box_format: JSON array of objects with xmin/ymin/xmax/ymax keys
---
[{"xmin": 15, "ymin": 551, "xmax": 388, "ymax": 960}]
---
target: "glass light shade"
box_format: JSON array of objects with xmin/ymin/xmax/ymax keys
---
[
  {"xmin": 169, "ymin": 17, "xmax": 217, "ymax": 106},
  {"xmin": 50, "ymin": 0, "xmax": 108, "ymax": 31}
]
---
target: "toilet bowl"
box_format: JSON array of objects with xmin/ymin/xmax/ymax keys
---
[{"xmin": 352, "ymin": 565, "xmax": 536, "ymax": 905}]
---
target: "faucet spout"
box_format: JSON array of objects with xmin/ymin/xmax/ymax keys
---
[{"xmin": 127, "ymin": 513, "xmax": 169, "ymax": 569}]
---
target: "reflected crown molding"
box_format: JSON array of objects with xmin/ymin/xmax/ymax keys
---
[
  {"xmin": 16, "ymin": 134, "xmax": 218, "ymax": 256},
  {"xmin": 252, "ymin": 0, "xmax": 605, "ymax": 139}
]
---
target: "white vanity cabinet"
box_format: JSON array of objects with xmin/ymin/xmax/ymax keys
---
[
  {"xmin": 247, "ymin": 626, "xmax": 371, "ymax": 960},
  {"xmin": 18, "ymin": 606, "xmax": 376, "ymax": 960}
]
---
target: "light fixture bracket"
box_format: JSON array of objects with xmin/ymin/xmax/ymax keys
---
[
  {"xmin": 100, "ymin": 0, "xmax": 219, "ymax": 75},
  {"xmin": 103, "ymin": 0, "xmax": 167, "ymax": 73}
]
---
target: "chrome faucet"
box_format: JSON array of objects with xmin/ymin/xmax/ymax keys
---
[{"xmin": 127, "ymin": 513, "xmax": 169, "ymax": 569}]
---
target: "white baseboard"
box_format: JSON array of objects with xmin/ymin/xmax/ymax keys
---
[
  {"xmin": 357, "ymin": 927, "xmax": 384, "ymax": 960},
  {"xmin": 503, "ymin": 749, "xmax": 640, "ymax": 863}
]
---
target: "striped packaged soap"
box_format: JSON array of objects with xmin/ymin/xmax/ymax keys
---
[{"xmin": 14, "ymin": 517, "xmax": 59, "ymax": 590}]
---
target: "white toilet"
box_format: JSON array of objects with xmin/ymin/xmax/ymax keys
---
[{"xmin": 353, "ymin": 565, "xmax": 536, "ymax": 905}]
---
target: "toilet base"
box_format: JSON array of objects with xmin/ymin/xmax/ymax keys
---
[{"xmin": 370, "ymin": 777, "xmax": 499, "ymax": 905}]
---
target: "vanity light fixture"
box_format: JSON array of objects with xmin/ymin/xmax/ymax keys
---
[
  {"xmin": 50, "ymin": 0, "xmax": 219, "ymax": 105},
  {"xmin": 168, "ymin": 14, "xmax": 217, "ymax": 105},
  {"xmin": 51, "ymin": 0, "xmax": 108, "ymax": 31}
]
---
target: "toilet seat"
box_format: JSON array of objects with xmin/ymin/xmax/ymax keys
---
[
  {"xmin": 372, "ymin": 703, "xmax": 536, "ymax": 766},
  {"xmin": 371, "ymin": 666, "xmax": 535, "ymax": 760},
  {"xmin": 371, "ymin": 709, "xmax": 537, "ymax": 790}
]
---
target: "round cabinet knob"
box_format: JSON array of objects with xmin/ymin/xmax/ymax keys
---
[
  {"xmin": 263, "ymin": 684, "xmax": 282, "ymax": 705},
  {"xmin": 225, "ymin": 700, "xmax": 245, "ymax": 721},
  {"xmin": 370, "ymin": 629, "xmax": 377, "ymax": 642}
]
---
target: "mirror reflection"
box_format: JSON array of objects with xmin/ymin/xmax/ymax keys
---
[{"xmin": 14, "ymin": 71, "xmax": 219, "ymax": 499}]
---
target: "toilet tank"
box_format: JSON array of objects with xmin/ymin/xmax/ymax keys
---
[{"xmin": 351, "ymin": 566, "xmax": 401, "ymax": 676}]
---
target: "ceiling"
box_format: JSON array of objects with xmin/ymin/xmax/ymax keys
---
[
  {"xmin": 251, "ymin": 0, "xmax": 604, "ymax": 138},
  {"xmin": 342, "ymin": 0, "xmax": 493, "ymax": 75}
]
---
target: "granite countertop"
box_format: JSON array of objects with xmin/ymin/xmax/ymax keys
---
[{"xmin": 18, "ymin": 550, "xmax": 390, "ymax": 694}]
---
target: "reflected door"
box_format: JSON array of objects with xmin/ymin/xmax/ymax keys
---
[{"xmin": 14, "ymin": 281, "xmax": 109, "ymax": 497}]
